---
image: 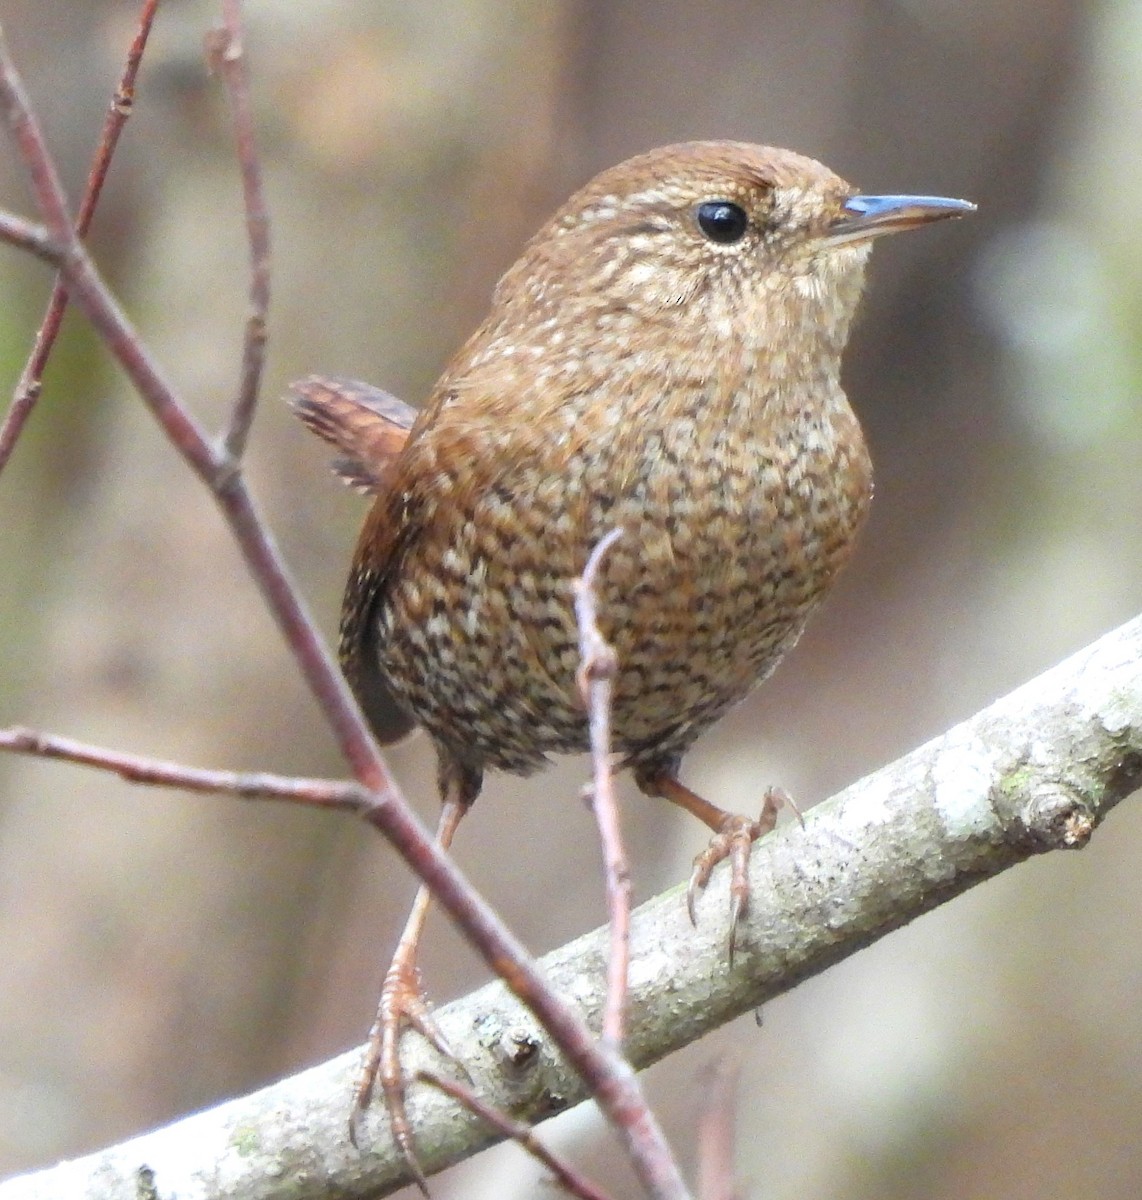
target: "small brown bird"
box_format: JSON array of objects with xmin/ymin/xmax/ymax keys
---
[{"xmin": 292, "ymin": 140, "xmax": 972, "ymax": 1176}]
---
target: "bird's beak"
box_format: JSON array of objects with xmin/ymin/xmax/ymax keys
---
[{"xmin": 827, "ymin": 194, "xmax": 976, "ymax": 245}]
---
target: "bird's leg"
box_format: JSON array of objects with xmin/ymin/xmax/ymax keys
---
[
  {"xmin": 350, "ymin": 758, "xmax": 479, "ymax": 1190},
  {"xmin": 636, "ymin": 769, "xmax": 791, "ymax": 961}
]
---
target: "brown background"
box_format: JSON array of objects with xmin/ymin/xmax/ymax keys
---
[{"xmin": 1, "ymin": 1, "xmax": 1140, "ymax": 1197}]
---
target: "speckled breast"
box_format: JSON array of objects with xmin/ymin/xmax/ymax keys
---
[{"xmin": 374, "ymin": 410, "xmax": 872, "ymax": 776}]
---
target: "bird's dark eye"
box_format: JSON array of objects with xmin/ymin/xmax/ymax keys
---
[{"xmin": 695, "ymin": 200, "xmax": 749, "ymax": 244}]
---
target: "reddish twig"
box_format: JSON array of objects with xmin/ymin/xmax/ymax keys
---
[
  {"xmin": 0, "ymin": 26, "xmax": 379, "ymax": 787},
  {"xmin": 696, "ymin": 1060, "xmax": 740, "ymax": 1200},
  {"xmin": 0, "ymin": 30, "xmax": 690, "ymax": 1200},
  {"xmin": 0, "ymin": 0, "xmax": 160, "ymax": 474},
  {"xmin": 419, "ymin": 1072, "xmax": 613, "ymax": 1200},
  {"xmin": 574, "ymin": 527, "xmax": 631, "ymax": 1049},
  {"xmin": 208, "ymin": 0, "xmax": 270, "ymax": 459},
  {"xmin": 0, "ymin": 211, "xmax": 58, "ymax": 262},
  {"xmin": 0, "ymin": 726, "xmax": 365, "ymax": 809}
]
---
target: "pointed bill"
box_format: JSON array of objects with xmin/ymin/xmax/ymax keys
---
[{"xmin": 828, "ymin": 194, "xmax": 976, "ymax": 244}]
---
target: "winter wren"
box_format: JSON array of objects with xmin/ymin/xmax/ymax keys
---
[{"xmin": 292, "ymin": 139, "xmax": 973, "ymax": 1171}]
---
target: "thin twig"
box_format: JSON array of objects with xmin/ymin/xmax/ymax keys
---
[
  {"xmin": 208, "ymin": 0, "xmax": 270, "ymax": 460},
  {"xmin": 419, "ymin": 1072, "xmax": 613, "ymax": 1200},
  {"xmin": 0, "ymin": 0, "xmax": 160, "ymax": 474},
  {"xmin": 0, "ymin": 726, "xmax": 365, "ymax": 809},
  {"xmin": 574, "ymin": 527, "xmax": 630, "ymax": 1049},
  {"xmin": 0, "ymin": 211, "xmax": 59, "ymax": 263},
  {"xmin": 0, "ymin": 21, "xmax": 380, "ymax": 786},
  {"xmin": 695, "ymin": 1060, "xmax": 740, "ymax": 1200},
  {"xmin": 0, "ymin": 31, "xmax": 690, "ymax": 1200}
]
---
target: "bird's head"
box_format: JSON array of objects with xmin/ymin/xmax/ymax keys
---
[{"xmin": 495, "ymin": 141, "xmax": 973, "ymax": 365}]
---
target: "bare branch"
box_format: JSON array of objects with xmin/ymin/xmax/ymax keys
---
[
  {"xmin": 575, "ymin": 528, "xmax": 631, "ymax": 1048},
  {"xmin": 2, "ymin": 610, "xmax": 1139, "ymax": 1199},
  {"xmin": 0, "ymin": 30, "xmax": 689, "ymax": 1198},
  {"xmin": 0, "ymin": 727, "xmax": 365, "ymax": 809},
  {"xmin": 0, "ymin": 210, "xmax": 58, "ymax": 263},
  {"xmin": 0, "ymin": 0, "xmax": 160, "ymax": 473},
  {"xmin": 419, "ymin": 1072, "xmax": 612, "ymax": 1200},
  {"xmin": 208, "ymin": 1, "xmax": 271, "ymax": 460}
]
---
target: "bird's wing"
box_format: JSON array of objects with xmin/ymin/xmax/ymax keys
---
[
  {"xmin": 339, "ymin": 493, "xmax": 420, "ymax": 745},
  {"xmin": 287, "ymin": 374, "xmax": 421, "ymax": 743}
]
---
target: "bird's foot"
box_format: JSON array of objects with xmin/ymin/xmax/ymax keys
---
[
  {"xmin": 349, "ymin": 950, "xmax": 459, "ymax": 1194},
  {"xmin": 687, "ymin": 786, "xmax": 795, "ymax": 962}
]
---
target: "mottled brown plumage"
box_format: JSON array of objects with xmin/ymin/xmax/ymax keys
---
[
  {"xmin": 350, "ymin": 144, "xmax": 882, "ymax": 778},
  {"xmin": 291, "ymin": 375, "xmax": 416, "ymax": 495},
  {"xmin": 291, "ymin": 139, "xmax": 972, "ymax": 1179}
]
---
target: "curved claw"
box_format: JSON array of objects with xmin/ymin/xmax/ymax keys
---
[
  {"xmin": 350, "ymin": 955, "xmax": 461, "ymax": 1195},
  {"xmin": 686, "ymin": 867, "xmax": 703, "ymax": 927},
  {"xmin": 686, "ymin": 814, "xmax": 762, "ymax": 931},
  {"xmin": 687, "ymin": 786, "xmax": 795, "ymax": 960},
  {"xmin": 764, "ymin": 785, "xmax": 799, "ymax": 828},
  {"xmin": 347, "ymin": 793, "xmax": 475, "ymax": 1191}
]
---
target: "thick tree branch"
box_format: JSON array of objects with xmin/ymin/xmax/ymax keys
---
[{"xmin": 3, "ymin": 612, "xmax": 1138, "ymax": 1200}]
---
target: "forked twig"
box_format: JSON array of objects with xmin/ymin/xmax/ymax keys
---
[
  {"xmin": 0, "ymin": 19, "xmax": 690, "ymax": 1200},
  {"xmin": 0, "ymin": 0, "xmax": 160, "ymax": 474},
  {"xmin": 0, "ymin": 16, "xmax": 386, "ymax": 792},
  {"xmin": 0, "ymin": 211, "xmax": 57, "ymax": 262},
  {"xmin": 420, "ymin": 1072, "xmax": 613, "ymax": 1200},
  {"xmin": 574, "ymin": 527, "xmax": 631, "ymax": 1049},
  {"xmin": 207, "ymin": 0, "xmax": 270, "ymax": 459}
]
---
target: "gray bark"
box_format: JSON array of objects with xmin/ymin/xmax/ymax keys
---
[{"xmin": 2, "ymin": 612, "xmax": 1137, "ymax": 1199}]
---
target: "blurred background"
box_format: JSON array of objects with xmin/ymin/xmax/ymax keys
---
[{"xmin": 1, "ymin": 1, "xmax": 1140, "ymax": 1197}]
